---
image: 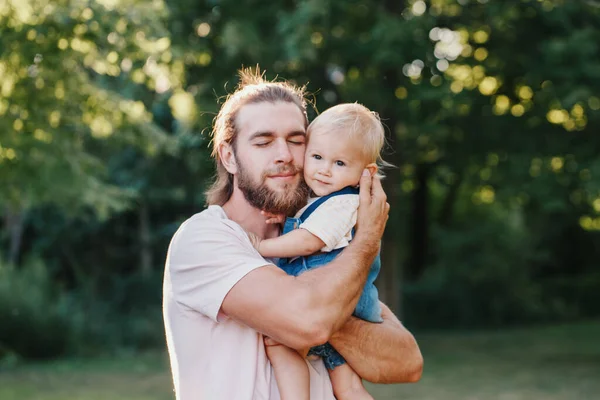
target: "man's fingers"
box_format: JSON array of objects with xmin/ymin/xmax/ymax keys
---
[
  {"xmin": 371, "ymin": 175, "xmax": 387, "ymax": 204},
  {"xmin": 359, "ymin": 169, "xmax": 373, "ymax": 205},
  {"xmin": 264, "ymin": 337, "xmax": 281, "ymax": 347}
]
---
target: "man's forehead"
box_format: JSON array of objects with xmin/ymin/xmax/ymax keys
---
[{"xmin": 236, "ymin": 102, "xmax": 306, "ymax": 137}]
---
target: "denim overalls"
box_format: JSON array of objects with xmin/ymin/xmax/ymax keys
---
[{"xmin": 278, "ymin": 186, "xmax": 383, "ymax": 370}]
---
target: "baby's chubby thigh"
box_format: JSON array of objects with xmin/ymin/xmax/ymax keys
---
[
  {"xmin": 353, "ymin": 286, "xmax": 383, "ymax": 323},
  {"xmin": 353, "ymin": 255, "xmax": 383, "ymax": 323}
]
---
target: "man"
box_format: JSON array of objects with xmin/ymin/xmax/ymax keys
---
[{"xmin": 163, "ymin": 68, "xmax": 423, "ymax": 399}]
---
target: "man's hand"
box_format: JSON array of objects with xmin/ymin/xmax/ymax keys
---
[
  {"xmin": 330, "ymin": 303, "xmax": 423, "ymax": 384},
  {"xmin": 356, "ymin": 169, "xmax": 390, "ymax": 243},
  {"xmin": 222, "ymin": 172, "xmax": 392, "ymax": 351}
]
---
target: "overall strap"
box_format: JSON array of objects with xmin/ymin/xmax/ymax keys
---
[{"xmin": 299, "ymin": 186, "xmax": 359, "ymax": 223}]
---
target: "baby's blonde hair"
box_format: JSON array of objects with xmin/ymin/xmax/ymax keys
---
[{"xmin": 307, "ymin": 103, "xmax": 391, "ymax": 176}]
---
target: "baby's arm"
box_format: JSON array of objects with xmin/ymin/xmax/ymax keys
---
[
  {"xmin": 249, "ymin": 196, "xmax": 358, "ymax": 258},
  {"xmin": 258, "ymin": 229, "xmax": 325, "ymax": 258}
]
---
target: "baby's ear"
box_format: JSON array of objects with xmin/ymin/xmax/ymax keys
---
[{"xmin": 366, "ymin": 163, "xmax": 378, "ymax": 177}]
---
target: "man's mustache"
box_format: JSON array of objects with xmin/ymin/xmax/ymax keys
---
[{"xmin": 263, "ymin": 165, "xmax": 303, "ymax": 177}]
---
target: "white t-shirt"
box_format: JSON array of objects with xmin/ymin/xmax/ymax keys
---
[
  {"xmin": 296, "ymin": 194, "xmax": 360, "ymax": 252},
  {"xmin": 163, "ymin": 205, "xmax": 335, "ymax": 400}
]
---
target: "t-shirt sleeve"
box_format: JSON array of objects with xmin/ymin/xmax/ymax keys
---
[
  {"xmin": 298, "ymin": 194, "xmax": 359, "ymax": 252},
  {"xmin": 167, "ymin": 215, "xmax": 270, "ymax": 322}
]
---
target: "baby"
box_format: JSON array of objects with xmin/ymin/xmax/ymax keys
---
[{"xmin": 251, "ymin": 103, "xmax": 388, "ymax": 400}]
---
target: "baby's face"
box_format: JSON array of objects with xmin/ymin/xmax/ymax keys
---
[{"xmin": 303, "ymin": 129, "xmax": 369, "ymax": 197}]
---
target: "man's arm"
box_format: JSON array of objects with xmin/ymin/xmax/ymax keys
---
[
  {"xmin": 222, "ymin": 170, "xmax": 389, "ymax": 350},
  {"xmin": 329, "ymin": 302, "xmax": 423, "ymax": 384}
]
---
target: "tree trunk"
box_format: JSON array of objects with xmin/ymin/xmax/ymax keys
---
[
  {"xmin": 139, "ymin": 200, "xmax": 153, "ymax": 278},
  {"xmin": 378, "ymin": 67, "xmax": 404, "ymax": 315},
  {"xmin": 406, "ymin": 163, "xmax": 430, "ymax": 281},
  {"xmin": 438, "ymin": 173, "xmax": 463, "ymax": 227},
  {"xmin": 4, "ymin": 207, "xmax": 25, "ymax": 266},
  {"xmin": 380, "ymin": 233, "xmax": 402, "ymax": 316}
]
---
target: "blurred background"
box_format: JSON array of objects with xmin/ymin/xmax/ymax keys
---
[{"xmin": 1, "ymin": 0, "xmax": 599, "ymax": 399}]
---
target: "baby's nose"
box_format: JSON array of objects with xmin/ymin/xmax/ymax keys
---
[{"xmin": 319, "ymin": 167, "xmax": 332, "ymax": 176}]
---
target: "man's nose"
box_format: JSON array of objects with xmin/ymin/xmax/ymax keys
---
[{"xmin": 274, "ymin": 140, "xmax": 293, "ymax": 164}]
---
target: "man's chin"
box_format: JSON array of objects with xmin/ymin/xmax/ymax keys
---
[{"xmin": 265, "ymin": 176, "xmax": 300, "ymax": 191}]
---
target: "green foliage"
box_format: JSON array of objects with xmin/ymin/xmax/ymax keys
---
[
  {"xmin": 542, "ymin": 273, "xmax": 600, "ymax": 319},
  {"xmin": 0, "ymin": 259, "xmax": 77, "ymax": 360},
  {"xmin": 404, "ymin": 204, "xmax": 548, "ymax": 329},
  {"xmin": 2, "ymin": 0, "xmax": 600, "ymax": 349},
  {"xmin": 0, "ymin": 0, "xmax": 176, "ymax": 216},
  {"xmin": 0, "ymin": 257, "xmax": 164, "ymax": 361},
  {"xmin": 82, "ymin": 271, "xmax": 165, "ymax": 352}
]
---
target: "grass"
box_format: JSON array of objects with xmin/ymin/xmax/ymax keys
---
[
  {"xmin": 366, "ymin": 320, "xmax": 600, "ymax": 400},
  {"xmin": 1, "ymin": 321, "xmax": 599, "ymax": 400}
]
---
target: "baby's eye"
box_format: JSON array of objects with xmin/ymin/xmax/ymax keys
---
[
  {"xmin": 255, "ymin": 142, "xmax": 270, "ymax": 147},
  {"xmin": 312, "ymin": 154, "xmax": 322, "ymax": 160},
  {"xmin": 335, "ymin": 160, "xmax": 345, "ymax": 167}
]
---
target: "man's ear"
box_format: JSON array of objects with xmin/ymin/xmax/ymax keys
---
[
  {"xmin": 366, "ymin": 163, "xmax": 378, "ymax": 177},
  {"xmin": 218, "ymin": 142, "xmax": 238, "ymax": 174}
]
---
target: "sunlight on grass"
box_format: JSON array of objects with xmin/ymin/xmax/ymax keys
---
[{"xmin": 1, "ymin": 322, "xmax": 599, "ymax": 400}]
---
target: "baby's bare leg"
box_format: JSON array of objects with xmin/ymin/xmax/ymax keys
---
[
  {"xmin": 266, "ymin": 342, "xmax": 310, "ymax": 400},
  {"xmin": 329, "ymin": 363, "xmax": 373, "ymax": 400}
]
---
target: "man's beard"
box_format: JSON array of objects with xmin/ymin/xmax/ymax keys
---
[{"xmin": 236, "ymin": 157, "xmax": 310, "ymax": 216}]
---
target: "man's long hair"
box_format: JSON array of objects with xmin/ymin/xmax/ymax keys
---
[{"xmin": 205, "ymin": 67, "xmax": 309, "ymax": 206}]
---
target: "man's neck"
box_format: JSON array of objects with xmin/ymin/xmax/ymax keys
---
[{"xmin": 221, "ymin": 189, "xmax": 280, "ymax": 239}]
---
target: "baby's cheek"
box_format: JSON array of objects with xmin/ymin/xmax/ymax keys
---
[
  {"xmin": 302, "ymin": 162, "xmax": 311, "ymax": 178},
  {"xmin": 303, "ymin": 170, "xmax": 310, "ymax": 183},
  {"xmin": 303, "ymin": 158, "xmax": 314, "ymax": 176},
  {"xmin": 351, "ymin": 168, "xmax": 365, "ymax": 184}
]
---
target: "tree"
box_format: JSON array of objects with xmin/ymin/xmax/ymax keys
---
[{"xmin": 0, "ymin": 0, "xmax": 179, "ymax": 263}]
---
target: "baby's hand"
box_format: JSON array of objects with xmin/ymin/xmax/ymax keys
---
[
  {"xmin": 261, "ymin": 210, "xmax": 286, "ymax": 225},
  {"xmin": 246, "ymin": 231, "xmax": 262, "ymax": 251},
  {"xmin": 264, "ymin": 336, "xmax": 309, "ymax": 358}
]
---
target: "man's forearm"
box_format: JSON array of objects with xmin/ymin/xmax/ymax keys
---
[
  {"xmin": 297, "ymin": 232, "xmax": 379, "ymax": 338},
  {"xmin": 329, "ymin": 302, "xmax": 423, "ymax": 384}
]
